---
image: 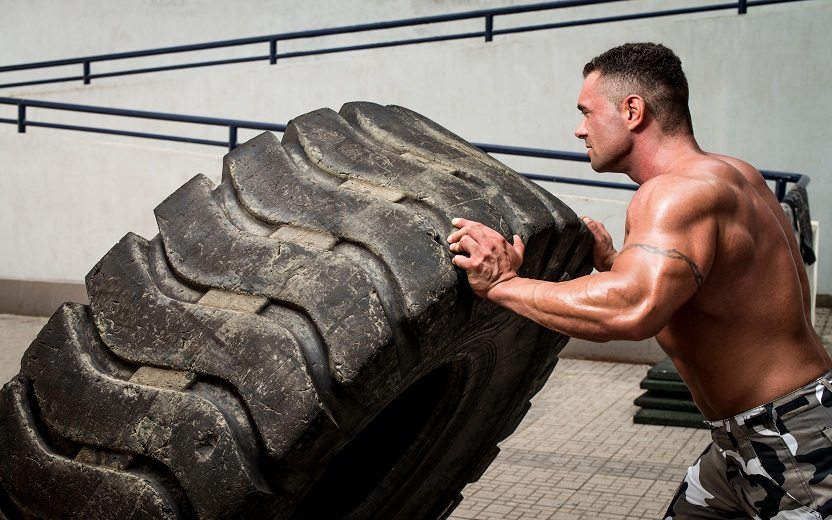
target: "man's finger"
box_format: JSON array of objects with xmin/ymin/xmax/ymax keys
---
[
  {"xmin": 582, "ymin": 216, "xmax": 608, "ymax": 238},
  {"xmin": 582, "ymin": 216, "xmax": 598, "ymax": 231},
  {"xmin": 456, "ymin": 235, "xmax": 479, "ymax": 255},
  {"xmin": 447, "ymin": 227, "xmax": 467, "ymax": 244},
  {"xmin": 512, "ymin": 234, "xmax": 526, "ymax": 259},
  {"xmin": 582, "ymin": 216, "xmax": 600, "ymax": 230},
  {"xmin": 451, "ymin": 217, "xmax": 478, "ymax": 229},
  {"xmin": 448, "ymin": 219, "xmax": 488, "ymax": 244},
  {"xmin": 448, "ymin": 236, "xmax": 476, "ymax": 253},
  {"xmin": 449, "ymin": 234, "xmax": 477, "ymax": 253},
  {"xmin": 451, "ymin": 253, "xmax": 474, "ymax": 270}
]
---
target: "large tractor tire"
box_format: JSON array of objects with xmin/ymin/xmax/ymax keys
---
[{"xmin": 0, "ymin": 102, "xmax": 592, "ymax": 519}]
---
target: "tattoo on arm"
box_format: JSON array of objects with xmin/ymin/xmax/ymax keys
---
[{"xmin": 621, "ymin": 243, "xmax": 704, "ymax": 289}]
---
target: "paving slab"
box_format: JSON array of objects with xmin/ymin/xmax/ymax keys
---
[
  {"xmin": 449, "ymin": 360, "xmax": 712, "ymax": 519},
  {"xmin": 0, "ymin": 314, "xmax": 48, "ymax": 384}
]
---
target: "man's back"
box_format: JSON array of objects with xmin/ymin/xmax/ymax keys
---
[{"xmin": 647, "ymin": 153, "xmax": 831, "ymax": 419}]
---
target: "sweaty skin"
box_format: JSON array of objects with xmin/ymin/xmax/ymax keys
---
[{"xmin": 448, "ymin": 71, "xmax": 831, "ymax": 420}]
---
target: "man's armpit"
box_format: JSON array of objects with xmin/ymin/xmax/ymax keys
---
[{"xmin": 621, "ymin": 243, "xmax": 704, "ymax": 289}]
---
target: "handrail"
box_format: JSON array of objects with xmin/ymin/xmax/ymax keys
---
[
  {"xmin": 474, "ymin": 143, "xmax": 807, "ymax": 199},
  {"xmin": 0, "ymin": 96, "xmax": 286, "ymax": 149},
  {"xmin": 0, "ymin": 0, "xmax": 808, "ymax": 90},
  {"xmin": 0, "ymin": 96, "xmax": 807, "ymax": 199}
]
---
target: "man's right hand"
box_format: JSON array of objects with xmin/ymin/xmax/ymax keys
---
[
  {"xmin": 447, "ymin": 218, "xmax": 525, "ymax": 299},
  {"xmin": 582, "ymin": 216, "xmax": 618, "ymax": 271}
]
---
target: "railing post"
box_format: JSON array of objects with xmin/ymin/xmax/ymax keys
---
[
  {"xmin": 738, "ymin": 0, "xmax": 748, "ymax": 14},
  {"xmin": 17, "ymin": 104, "xmax": 26, "ymax": 133},
  {"xmin": 83, "ymin": 61, "xmax": 91, "ymax": 84},
  {"xmin": 775, "ymin": 179, "xmax": 787, "ymax": 201},
  {"xmin": 229, "ymin": 126, "xmax": 238, "ymax": 151},
  {"xmin": 484, "ymin": 14, "xmax": 494, "ymax": 42},
  {"xmin": 269, "ymin": 39, "xmax": 278, "ymax": 65}
]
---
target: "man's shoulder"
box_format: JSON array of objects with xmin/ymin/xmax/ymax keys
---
[
  {"xmin": 705, "ymin": 152, "xmax": 768, "ymax": 189},
  {"xmin": 705, "ymin": 152, "xmax": 758, "ymax": 175},
  {"xmin": 636, "ymin": 163, "xmax": 725, "ymax": 202},
  {"xmin": 645, "ymin": 152, "xmax": 753, "ymax": 195},
  {"xmin": 630, "ymin": 158, "xmax": 739, "ymax": 223}
]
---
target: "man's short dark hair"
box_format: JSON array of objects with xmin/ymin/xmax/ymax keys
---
[{"xmin": 583, "ymin": 42, "xmax": 693, "ymax": 135}]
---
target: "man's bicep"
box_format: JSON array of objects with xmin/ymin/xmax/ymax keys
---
[
  {"xmin": 621, "ymin": 185, "xmax": 718, "ymax": 290},
  {"xmin": 619, "ymin": 243, "xmax": 705, "ymax": 289},
  {"xmin": 609, "ymin": 238, "xmax": 708, "ymax": 330},
  {"xmin": 616, "ymin": 193, "xmax": 718, "ymax": 298}
]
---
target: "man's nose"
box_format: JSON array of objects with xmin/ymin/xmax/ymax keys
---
[{"xmin": 575, "ymin": 121, "xmax": 587, "ymax": 140}]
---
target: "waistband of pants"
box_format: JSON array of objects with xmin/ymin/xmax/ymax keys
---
[{"xmin": 704, "ymin": 371, "xmax": 832, "ymax": 432}]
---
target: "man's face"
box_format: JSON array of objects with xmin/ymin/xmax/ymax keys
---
[{"xmin": 575, "ymin": 72, "xmax": 631, "ymax": 173}]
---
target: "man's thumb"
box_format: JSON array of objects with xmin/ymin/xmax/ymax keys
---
[{"xmin": 512, "ymin": 234, "xmax": 525, "ymax": 258}]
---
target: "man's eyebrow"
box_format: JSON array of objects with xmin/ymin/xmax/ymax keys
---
[{"xmin": 577, "ymin": 103, "xmax": 588, "ymax": 113}]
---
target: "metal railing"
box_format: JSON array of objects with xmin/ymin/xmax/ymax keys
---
[
  {"xmin": 0, "ymin": 96, "xmax": 807, "ymax": 199},
  {"xmin": 0, "ymin": 0, "xmax": 808, "ymax": 90},
  {"xmin": 0, "ymin": 96, "xmax": 286, "ymax": 149}
]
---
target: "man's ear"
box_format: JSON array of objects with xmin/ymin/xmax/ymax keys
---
[{"xmin": 622, "ymin": 94, "xmax": 646, "ymax": 130}]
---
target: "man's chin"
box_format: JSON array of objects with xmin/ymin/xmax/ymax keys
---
[
  {"xmin": 589, "ymin": 161, "xmax": 606, "ymax": 173},
  {"xmin": 587, "ymin": 153, "xmax": 604, "ymax": 172},
  {"xmin": 589, "ymin": 159, "xmax": 622, "ymax": 175}
]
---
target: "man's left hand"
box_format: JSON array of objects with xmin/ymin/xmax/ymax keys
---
[{"xmin": 447, "ymin": 218, "xmax": 525, "ymax": 299}]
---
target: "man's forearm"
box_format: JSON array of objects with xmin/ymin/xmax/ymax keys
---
[{"xmin": 484, "ymin": 273, "xmax": 652, "ymax": 342}]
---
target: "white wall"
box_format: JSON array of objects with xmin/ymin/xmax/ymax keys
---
[
  {"xmin": 0, "ymin": 134, "xmax": 218, "ymax": 282},
  {"xmin": 0, "ymin": 1, "xmax": 829, "ymax": 296}
]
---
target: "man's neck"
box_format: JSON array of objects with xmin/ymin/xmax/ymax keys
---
[{"xmin": 625, "ymin": 132, "xmax": 701, "ymax": 185}]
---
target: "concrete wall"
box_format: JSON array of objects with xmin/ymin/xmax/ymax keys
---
[{"xmin": 0, "ymin": 1, "xmax": 829, "ymax": 315}]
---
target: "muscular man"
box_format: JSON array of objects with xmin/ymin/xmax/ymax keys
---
[{"xmin": 448, "ymin": 43, "xmax": 832, "ymax": 518}]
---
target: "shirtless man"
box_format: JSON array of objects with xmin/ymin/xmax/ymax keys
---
[{"xmin": 447, "ymin": 43, "xmax": 832, "ymax": 518}]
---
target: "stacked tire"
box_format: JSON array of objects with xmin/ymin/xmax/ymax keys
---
[{"xmin": 0, "ymin": 102, "xmax": 592, "ymax": 519}]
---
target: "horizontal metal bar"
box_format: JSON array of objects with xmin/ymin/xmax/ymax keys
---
[
  {"xmin": 293, "ymin": 0, "xmax": 733, "ymax": 41},
  {"xmin": 761, "ymin": 170, "xmax": 805, "ymax": 183},
  {"xmin": 478, "ymin": 143, "xmax": 806, "ymax": 186},
  {"xmin": 0, "ymin": 32, "xmax": 486, "ymax": 88},
  {"xmin": 523, "ymin": 170, "xmax": 809, "ymax": 193},
  {"xmin": 493, "ymin": 3, "xmax": 737, "ymax": 36},
  {"xmin": 21, "ymin": 120, "xmax": 229, "ymax": 147},
  {"xmin": 0, "ymin": 97, "xmax": 287, "ymax": 131},
  {"xmin": 522, "ymin": 172, "xmax": 639, "ymax": 190},
  {"xmin": 277, "ymin": 31, "xmax": 483, "ymax": 59},
  {"xmin": 0, "ymin": 32, "xmax": 483, "ymax": 88},
  {"xmin": 3, "ymin": 32, "xmax": 487, "ymax": 89},
  {"xmin": 0, "ymin": 0, "xmax": 628, "ymax": 73},
  {"xmin": 88, "ymin": 55, "xmax": 267, "ymax": 80},
  {"xmin": 748, "ymin": 0, "xmax": 806, "ymax": 7},
  {"xmin": 106, "ymin": 32, "xmax": 488, "ymax": 79},
  {"xmin": 266, "ymin": 0, "xmax": 621, "ymax": 42},
  {"xmin": 475, "ymin": 143, "xmax": 590, "ymax": 162},
  {"xmin": 0, "ymin": 75, "xmax": 87, "ymax": 89}
]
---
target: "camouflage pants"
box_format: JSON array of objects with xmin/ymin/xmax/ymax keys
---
[{"xmin": 665, "ymin": 372, "xmax": 832, "ymax": 519}]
